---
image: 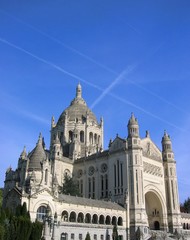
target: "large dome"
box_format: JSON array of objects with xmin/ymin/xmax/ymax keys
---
[{"xmin": 57, "ymin": 84, "xmax": 98, "ymax": 125}]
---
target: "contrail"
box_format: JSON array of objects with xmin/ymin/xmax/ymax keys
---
[
  {"xmin": 1, "ymin": 9, "xmax": 188, "ymax": 115},
  {"xmin": 90, "ymin": 64, "xmax": 137, "ymax": 109},
  {"xmin": 0, "ymin": 9, "xmax": 118, "ymax": 75},
  {"xmin": 0, "ymin": 37, "xmax": 185, "ymax": 131},
  {"xmin": 0, "ymin": 37, "xmax": 102, "ymax": 91},
  {"xmin": 109, "ymin": 92, "xmax": 185, "ymax": 132}
]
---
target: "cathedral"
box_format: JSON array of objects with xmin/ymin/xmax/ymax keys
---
[{"xmin": 3, "ymin": 84, "xmax": 188, "ymax": 239}]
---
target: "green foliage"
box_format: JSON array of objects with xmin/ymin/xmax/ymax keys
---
[
  {"xmin": 85, "ymin": 232, "xmax": 91, "ymax": 240},
  {"xmin": 112, "ymin": 225, "xmax": 119, "ymax": 240},
  {"xmin": 183, "ymin": 197, "xmax": 190, "ymax": 213},
  {"xmin": 0, "ymin": 225, "xmax": 5, "ymax": 240},
  {"xmin": 62, "ymin": 174, "xmax": 80, "ymax": 196},
  {"xmin": 0, "ymin": 203, "xmax": 42, "ymax": 240},
  {"xmin": 29, "ymin": 220, "xmax": 43, "ymax": 240},
  {"xmin": 0, "ymin": 189, "xmax": 3, "ymax": 208}
]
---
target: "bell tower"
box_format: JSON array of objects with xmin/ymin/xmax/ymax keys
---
[
  {"xmin": 162, "ymin": 131, "xmax": 181, "ymax": 232},
  {"xmin": 127, "ymin": 113, "xmax": 148, "ymax": 239}
]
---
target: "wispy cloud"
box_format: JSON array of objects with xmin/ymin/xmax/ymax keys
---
[
  {"xmin": 109, "ymin": 92, "xmax": 185, "ymax": 132},
  {"xmin": 90, "ymin": 64, "xmax": 137, "ymax": 109},
  {"xmin": 0, "ymin": 89, "xmax": 50, "ymax": 125},
  {"xmin": 0, "ymin": 9, "xmax": 187, "ymax": 117},
  {"xmin": 0, "ymin": 37, "xmax": 102, "ymax": 91},
  {"xmin": 0, "ymin": 37, "xmax": 185, "ymax": 132}
]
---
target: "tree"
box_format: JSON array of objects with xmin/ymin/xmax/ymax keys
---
[
  {"xmin": 112, "ymin": 225, "xmax": 119, "ymax": 240},
  {"xmin": 0, "ymin": 189, "xmax": 3, "ymax": 208},
  {"xmin": 85, "ymin": 232, "xmax": 91, "ymax": 240},
  {"xmin": 62, "ymin": 174, "xmax": 80, "ymax": 196},
  {"xmin": 183, "ymin": 197, "xmax": 190, "ymax": 213},
  {"xmin": 0, "ymin": 203, "xmax": 42, "ymax": 240},
  {"xmin": 29, "ymin": 220, "xmax": 43, "ymax": 240}
]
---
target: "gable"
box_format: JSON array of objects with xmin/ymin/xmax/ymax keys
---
[
  {"xmin": 141, "ymin": 138, "xmax": 162, "ymax": 161},
  {"xmin": 109, "ymin": 136, "xmax": 126, "ymax": 152},
  {"xmin": 30, "ymin": 188, "xmax": 56, "ymax": 199}
]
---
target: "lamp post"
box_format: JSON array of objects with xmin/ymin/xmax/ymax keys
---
[{"xmin": 43, "ymin": 206, "xmax": 58, "ymax": 240}]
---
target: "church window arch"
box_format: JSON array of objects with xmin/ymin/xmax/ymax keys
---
[
  {"xmin": 98, "ymin": 135, "xmax": 100, "ymax": 145},
  {"xmin": 94, "ymin": 133, "xmax": 97, "ymax": 144},
  {"xmin": 80, "ymin": 131, "xmax": 84, "ymax": 143},
  {"xmin": 69, "ymin": 131, "xmax": 73, "ymax": 142},
  {"xmin": 89, "ymin": 132, "xmax": 93, "ymax": 144},
  {"xmin": 118, "ymin": 216, "xmax": 123, "ymax": 226},
  {"xmin": 114, "ymin": 160, "xmax": 123, "ymax": 195},
  {"xmin": 45, "ymin": 169, "xmax": 48, "ymax": 185},
  {"xmin": 99, "ymin": 215, "xmax": 104, "ymax": 224},
  {"xmin": 69, "ymin": 211, "xmax": 76, "ymax": 222},
  {"xmin": 105, "ymin": 215, "xmax": 111, "ymax": 225},
  {"xmin": 36, "ymin": 205, "xmax": 48, "ymax": 222},
  {"xmin": 85, "ymin": 213, "xmax": 91, "ymax": 223},
  {"xmin": 112, "ymin": 216, "xmax": 117, "ymax": 225},
  {"xmin": 61, "ymin": 210, "xmax": 68, "ymax": 221},
  {"xmin": 183, "ymin": 223, "xmax": 186, "ymax": 229},
  {"xmin": 92, "ymin": 214, "xmax": 98, "ymax": 224},
  {"xmin": 77, "ymin": 212, "xmax": 84, "ymax": 223}
]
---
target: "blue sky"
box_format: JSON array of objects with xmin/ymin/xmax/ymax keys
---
[{"xmin": 0, "ymin": 0, "xmax": 190, "ymax": 203}]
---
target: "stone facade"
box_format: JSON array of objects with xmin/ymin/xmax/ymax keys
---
[{"xmin": 3, "ymin": 84, "xmax": 189, "ymax": 239}]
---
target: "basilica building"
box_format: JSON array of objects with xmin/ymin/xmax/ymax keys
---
[{"xmin": 3, "ymin": 84, "xmax": 186, "ymax": 239}]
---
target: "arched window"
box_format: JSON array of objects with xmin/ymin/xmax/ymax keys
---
[
  {"xmin": 112, "ymin": 216, "xmax": 117, "ymax": 225},
  {"xmin": 94, "ymin": 134, "xmax": 97, "ymax": 144},
  {"xmin": 69, "ymin": 211, "xmax": 76, "ymax": 222},
  {"xmin": 80, "ymin": 131, "xmax": 84, "ymax": 143},
  {"xmin": 69, "ymin": 131, "xmax": 73, "ymax": 142},
  {"xmin": 99, "ymin": 215, "xmax": 104, "ymax": 224},
  {"xmin": 92, "ymin": 214, "xmax": 98, "ymax": 224},
  {"xmin": 36, "ymin": 206, "xmax": 47, "ymax": 222},
  {"xmin": 106, "ymin": 216, "xmax": 111, "ymax": 225},
  {"xmin": 77, "ymin": 212, "xmax": 84, "ymax": 223},
  {"xmin": 85, "ymin": 213, "xmax": 91, "ymax": 223},
  {"xmin": 89, "ymin": 132, "xmax": 93, "ymax": 144},
  {"xmin": 183, "ymin": 223, "xmax": 186, "ymax": 229},
  {"xmin": 45, "ymin": 169, "xmax": 48, "ymax": 185},
  {"xmin": 61, "ymin": 211, "xmax": 68, "ymax": 221},
  {"xmin": 118, "ymin": 217, "xmax": 123, "ymax": 226}
]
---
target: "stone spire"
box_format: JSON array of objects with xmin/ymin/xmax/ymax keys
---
[
  {"xmin": 76, "ymin": 83, "xmax": 82, "ymax": 98},
  {"xmin": 28, "ymin": 133, "xmax": 46, "ymax": 171},
  {"xmin": 127, "ymin": 113, "xmax": 139, "ymax": 138},
  {"xmin": 162, "ymin": 130, "xmax": 173, "ymax": 153},
  {"xmin": 20, "ymin": 146, "xmax": 27, "ymax": 159}
]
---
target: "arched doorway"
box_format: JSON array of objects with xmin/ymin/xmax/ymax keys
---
[
  {"xmin": 154, "ymin": 221, "xmax": 160, "ymax": 230},
  {"xmin": 145, "ymin": 191, "xmax": 163, "ymax": 230}
]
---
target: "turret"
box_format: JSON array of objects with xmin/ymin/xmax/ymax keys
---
[
  {"xmin": 51, "ymin": 116, "xmax": 56, "ymax": 128},
  {"xmin": 76, "ymin": 83, "xmax": 82, "ymax": 98},
  {"xmin": 161, "ymin": 130, "xmax": 174, "ymax": 161},
  {"xmin": 52, "ymin": 132, "xmax": 62, "ymax": 159},
  {"xmin": 128, "ymin": 113, "xmax": 139, "ymax": 138},
  {"xmin": 127, "ymin": 114, "xmax": 147, "ymax": 238},
  {"xmin": 127, "ymin": 113, "xmax": 140, "ymax": 149},
  {"xmin": 18, "ymin": 146, "xmax": 28, "ymax": 187},
  {"xmin": 162, "ymin": 130, "xmax": 181, "ymax": 232}
]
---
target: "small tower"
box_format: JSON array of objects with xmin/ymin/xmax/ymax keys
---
[
  {"xmin": 127, "ymin": 113, "xmax": 147, "ymax": 239},
  {"xmin": 162, "ymin": 131, "xmax": 181, "ymax": 232},
  {"xmin": 18, "ymin": 146, "xmax": 28, "ymax": 187},
  {"xmin": 76, "ymin": 83, "xmax": 82, "ymax": 98}
]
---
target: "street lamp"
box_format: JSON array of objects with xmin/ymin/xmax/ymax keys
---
[{"xmin": 42, "ymin": 206, "xmax": 58, "ymax": 240}]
